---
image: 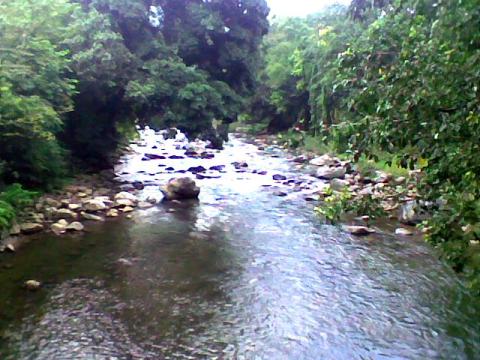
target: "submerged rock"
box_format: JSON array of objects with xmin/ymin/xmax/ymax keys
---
[
  {"xmin": 114, "ymin": 192, "xmax": 138, "ymax": 203},
  {"xmin": 161, "ymin": 177, "xmax": 200, "ymax": 201},
  {"xmin": 81, "ymin": 212, "xmax": 104, "ymax": 222},
  {"xmin": 343, "ymin": 225, "xmax": 375, "ymax": 236},
  {"xmin": 395, "ymin": 228, "xmax": 413, "ymax": 236}
]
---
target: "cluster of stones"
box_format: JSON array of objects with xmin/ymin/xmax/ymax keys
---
[
  {"xmin": 7, "ymin": 186, "xmax": 154, "ymax": 241},
  {"xmin": 249, "ymin": 136, "xmax": 423, "ymax": 237}
]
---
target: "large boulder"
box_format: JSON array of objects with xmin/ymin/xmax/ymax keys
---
[
  {"xmin": 309, "ymin": 154, "xmax": 337, "ymax": 167},
  {"xmin": 316, "ymin": 166, "xmax": 346, "ymax": 180},
  {"xmin": 83, "ymin": 199, "xmax": 107, "ymax": 212},
  {"xmin": 161, "ymin": 177, "xmax": 200, "ymax": 201}
]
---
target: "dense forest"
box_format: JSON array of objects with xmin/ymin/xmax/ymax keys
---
[
  {"xmin": 1, "ymin": 0, "xmax": 479, "ymax": 292},
  {"xmin": 244, "ymin": 0, "xmax": 480, "ymax": 291},
  {"xmin": 0, "ymin": 0, "xmax": 269, "ymax": 227}
]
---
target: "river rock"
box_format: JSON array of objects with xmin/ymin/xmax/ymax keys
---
[
  {"xmin": 106, "ymin": 209, "xmax": 119, "ymax": 217},
  {"xmin": 114, "ymin": 192, "xmax": 138, "ymax": 203},
  {"xmin": 343, "ymin": 225, "xmax": 375, "ymax": 236},
  {"xmin": 161, "ymin": 177, "xmax": 200, "ymax": 201},
  {"xmin": 272, "ymin": 174, "xmax": 287, "ymax": 181},
  {"xmin": 398, "ymin": 201, "xmax": 429, "ymax": 225},
  {"xmin": 188, "ymin": 166, "xmax": 207, "ymax": 174},
  {"xmin": 143, "ymin": 153, "xmax": 166, "ymax": 160},
  {"xmin": 68, "ymin": 203, "xmax": 81, "ymax": 211},
  {"xmin": 20, "ymin": 223, "xmax": 44, "ymax": 234},
  {"xmin": 66, "ymin": 222, "xmax": 84, "ymax": 231},
  {"xmin": 81, "ymin": 212, "xmax": 104, "ymax": 221},
  {"xmin": 83, "ymin": 199, "xmax": 107, "ymax": 212},
  {"xmin": 51, "ymin": 222, "xmax": 67, "ymax": 235},
  {"xmin": 395, "ymin": 228, "xmax": 413, "ymax": 236},
  {"xmin": 9, "ymin": 224, "xmax": 21, "ymax": 236},
  {"xmin": 25, "ymin": 280, "xmax": 41, "ymax": 291},
  {"xmin": 54, "ymin": 208, "xmax": 78, "ymax": 220},
  {"xmin": 114, "ymin": 198, "xmax": 136, "ymax": 208},
  {"xmin": 138, "ymin": 201, "xmax": 153, "ymax": 209},
  {"xmin": 43, "ymin": 197, "xmax": 61, "ymax": 208},
  {"xmin": 309, "ymin": 154, "xmax": 337, "ymax": 167},
  {"xmin": 316, "ymin": 166, "xmax": 346, "ymax": 180},
  {"xmin": 330, "ymin": 178, "xmax": 349, "ymax": 191},
  {"xmin": 132, "ymin": 181, "xmax": 144, "ymax": 190},
  {"xmin": 121, "ymin": 206, "xmax": 134, "ymax": 213}
]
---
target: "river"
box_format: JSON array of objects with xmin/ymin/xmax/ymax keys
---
[{"xmin": 0, "ymin": 131, "xmax": 479, "ymax": 359}]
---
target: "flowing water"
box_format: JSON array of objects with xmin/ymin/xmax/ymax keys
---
[{"xmin": 0, "ymin": 131, "xmax": 479, "ymax": 359}]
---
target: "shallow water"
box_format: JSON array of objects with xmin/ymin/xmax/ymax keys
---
[{"xmin": 0, "ymin": 132, "xmax": 479, "ymax": 359}]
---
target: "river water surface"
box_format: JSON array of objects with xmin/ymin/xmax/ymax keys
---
[{"xmin": 0, "ymin": 131, "xmax": 479, "ymax": 359}]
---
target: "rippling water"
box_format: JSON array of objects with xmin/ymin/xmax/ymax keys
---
[{"xmin": 0, "ymin": 131, "xmax": 479, "ymax": 359}]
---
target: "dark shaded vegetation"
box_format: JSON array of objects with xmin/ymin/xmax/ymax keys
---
[
  {"xmin": 0, "ymin": 0, "xmax": 269, "ymax": 230},
  {"xmin": 244, "ymin": 0, "xmax": 480, "ymax": 292}
]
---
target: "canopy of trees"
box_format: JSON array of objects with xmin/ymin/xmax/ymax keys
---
[
  {"xmin": 0, "ymin": 0, "xmax": 269, "ymax": 186},
  {"xmin": 249, "ymin": 0, "xmax": 480, "ymax": 291}
]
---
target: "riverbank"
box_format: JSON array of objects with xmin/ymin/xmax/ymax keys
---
[{"xmin": 246, "ymin": 132, "xmax": 426, "ymax": 236}]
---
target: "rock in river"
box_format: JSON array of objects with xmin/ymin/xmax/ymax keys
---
[
  {"xmin": 316, "ymin": 166, "xmax": 346, "ymax": 180},
  {"xmin": 66, "ymin": 222, "xmax": 85, "ymax": 232},
  {"xmin": 161, "ymin": 177, "xmax": 200, "ymax": 201},
  {"xmin": 343, "ymin": 225, "xmax": 375, "ymax": 236},
  {"xmin": 25, "ymin": 280, "xmax": 41, "ymax": 291},
  {"xmin": 20, "ymin": 223, "xmax": 44, "ymax": 235}
]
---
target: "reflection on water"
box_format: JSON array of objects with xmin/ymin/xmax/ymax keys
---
[{"xmin": 0, "ymin": 131, "xmax": 479, "ymax": 359}]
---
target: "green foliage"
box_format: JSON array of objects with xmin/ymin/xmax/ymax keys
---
[
  {"xmin": 315, "ymin": 189, "xmax": 385, "ymax": 223},
  {"xmin": 0, "ymin": 184, "xmax": 38, "ymax": 233},
  {"xmin": 255, "ymin": 0, "xmax": 480, "ymax": 289}
]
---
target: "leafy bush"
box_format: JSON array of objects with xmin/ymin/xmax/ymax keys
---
[{"xmin": 0, "ymin": 184, "xmax": 38, "ymax": 234}]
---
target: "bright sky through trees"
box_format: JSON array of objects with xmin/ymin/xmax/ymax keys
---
[{"xmin": 267, "ymin": 0, "xmax": 350, "ymax": 18}]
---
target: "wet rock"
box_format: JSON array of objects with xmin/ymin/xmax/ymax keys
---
[
  {"xmin": 116, "ymin": 258, "xmax": 134, "ymax": 267},
  {"xmin": 9, "ymin": 224, "xmax": 21, "ymax": 236},
  {"xmin": 200, "ymin": 152, "xmax": 215, "ymax": 159},
  {"xmin": 20, "ymin": 223, "xmax": 44, "ymax": 235},
  {"xmin": 81, "ymin": 212, "xmax": 104, "ymax": 222},
  {"xmin": 66, "ymin": 222, "xmax": 84, "ymax": 231},
  {"xmin": 169, "ymin": 155, "xmax": 184, "ymax": 160},
  {"xmin": 395, "ymin": 228, "xmax": 413, "ymax": 236},
  {"xmin": 330, "ymin": 178, "xmax": 349, "ymax": 191},
  {"xmin": 132, "ymin": 181, "xmax": 144, "ymax": 190},
  {"xmin": 137, "ymin": 201, "xmax": 153, "ymax": 209},
  {"xmin": 310, "ymin": 154, "xmax": 337, "ymax": 167},
  {"xmin": 257, "ymin": 171, "xmax": 268, "ymax": 176},
  {"xmin": 232, "ymin": 161, "xmax": 248, "ymax": 169},
  {"xmin": 106, "ymin": 209, "xmax": 119, "ymax": 217},
  {"xmin": 273, "ymin": 191, "xmax": 288, "ymax": 197},
  {"xmin": 165, "ymin": 167, "xmax": 175, "ymax": 171},
  {"xmin": 54, "ymin": 208, "xmax": 78, "ymax": 220},
  {"xmin": 398, "ymin": 201, "xmax": 429, "ymax": 225},
  {"xmin": 188, "ymin": 166, "xmax": 207, "ymax": 174},
  {"xmin": 67, "ymin": 204, "xmax": 82, "ymax": 211},
  {"xmin": 51, "ymin": 222, "xmax": 67, "ymax": 235},
  {"xmin": 25, "ymin": 280, "xmax": 41, "ymax": 291},
  {"xmin": 316, "ymin": 166, "xmax": 346, "ymax": 180},
  {"xmin": 161, "ymin": 177, "xmax": 200, "ymax": 201},
  {"xmin": 293, "ymin": 155, "xmax": 308, "ymax": 164},
  {"xmin": 209, "ymin": 165, "xmax": 225, "ymax": 171},
  {"xmin": 143, "ymin": 153, "xmax": 166, "ymax": 160},
  {"xmin": 343, "ymin": 225, "xmax": 375, "ymax": 236},
  {"xmin": 121, "ymin": 206, "xmax": 134, "ymax": 213},
  {"xmin": 83, "ymin": 199, "xmax": 107, "ymax": 212},
  {"xmin": 114, "ymin": 192, "xmax": 138, "ymax": 203},
  {"xmin": 184, "ymin": 150, "xmax": 198, "ymax": 157},
  {"xmin": 272, "ymin": 174, "xmax": 287, "ymax": 181},
  {"xmin": 43, "ymin": 197, "xmax": 61, "ymax": 208},
  {"xmin": 114, "ymin": 198, "xmax": 136, "ymax": 208}
]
